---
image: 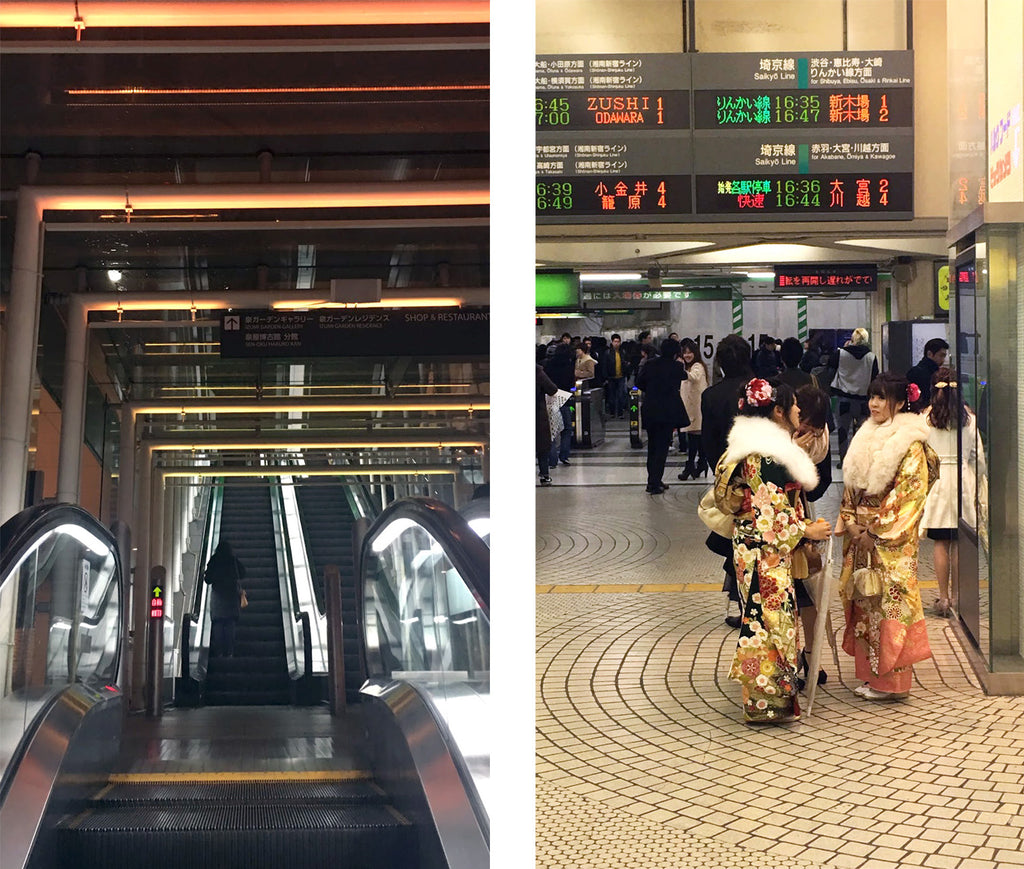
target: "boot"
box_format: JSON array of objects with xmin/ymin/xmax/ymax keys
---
[{"xmin": 677, "ymin": 462, "xmax": 695, "ymax": 481}]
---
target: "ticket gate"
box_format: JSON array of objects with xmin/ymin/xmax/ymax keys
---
[
  {"xmin": 628, "ymin": 387, "xmax": 644, "ymax": 448},
  {"xmin": 571, "ymin": 385, "xmax": 605, "ymax": 448}
]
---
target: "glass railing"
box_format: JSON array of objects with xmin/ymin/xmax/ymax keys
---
[
  {"xmin": 360, "ymin": 497, "xmax": 490, "ymax": 825},
  {"xmin": 0, "ymin": 505, "xmax": 122, "ymax": 787}
]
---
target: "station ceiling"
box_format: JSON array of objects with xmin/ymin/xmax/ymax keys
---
[{"xmin": 0, "ymin": 11, "xmax": 490, "ymax": 487}]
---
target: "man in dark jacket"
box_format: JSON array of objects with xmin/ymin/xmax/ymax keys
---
[
  {"xmin": 905, "ymin": 337, "xmax": 948, "ymax": 412},
  {"xmin": 543, "ymin": 341, "xmax": 576, "ymax": 467},
  {"xmin": 701, "ymin": 334, "xmax": 753, "ymax": 472},
  {"xmin": 600, "ymin": 333, "xmax": 632, "ymax": 418},
  {"xmin": 700, "ymin": 334, "xmax": 753, "ymax": 628},
  {"xmin": 636, "ymin": 338, "xmax": 688, "ymax": 493}
]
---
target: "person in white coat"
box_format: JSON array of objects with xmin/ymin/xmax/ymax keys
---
[
  {"xmin": 677, "ymin": 337, "xmax": 710, "ymax": 480},
  {"xmin": 920, "ymin": 367, "xmax": 987, "ymax": 617}
]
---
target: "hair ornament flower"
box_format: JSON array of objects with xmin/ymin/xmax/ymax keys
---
[
  {"xmin": 906, "ymin": 383, "xmax": 921, "ymax": 403},
  {"xmin": 745, "ymin": 378, "xmax": 775, "ymax": 408},
  {"xmin": 933, "ymin": 381, "xmax": 958, "ymax": 389}
]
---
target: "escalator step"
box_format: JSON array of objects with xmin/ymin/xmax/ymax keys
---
[
  {"xmin": 93, "ymin": 781, "xmax": 386, "ymax": 805},
  {"xmin": 203, "ymin": 690, "xmax": 292, "ymax": 705},
  {"xmin": 59, "ymin": 822, "xmax": 417, "ymax": 869}
]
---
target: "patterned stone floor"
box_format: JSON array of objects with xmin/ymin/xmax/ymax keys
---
[{"xmin": 536, "ymin": 422, "xmax": 1021, "ymax": 869}]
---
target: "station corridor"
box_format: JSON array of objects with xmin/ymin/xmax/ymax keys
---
[{"xmin": 536, "ymin": 421, "xmax": 1023, "ymax": 869}]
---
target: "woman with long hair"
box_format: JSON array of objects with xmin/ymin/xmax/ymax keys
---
[
  {"xmin": 677, "ymin": 337, "xmax": 709, "ymax": 480},
  {"xmin": 838, "ymin": 372, "xmax": 939, "ymax": 700},
  {"xmin": 204, "ymin": 538, "xmax": 247, "ymax": 657},
  {"xmin": 919, "ymin": 366, "xmax": 985, "ymax": 617},
  {"xmin": 714, "ymin": 378, "xmax": 832, "ymax": 723}
]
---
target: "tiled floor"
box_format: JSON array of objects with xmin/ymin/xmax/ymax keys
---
[{"xmin": 536, "ymin": 421, "xmax": 1022, "ymax": 869}]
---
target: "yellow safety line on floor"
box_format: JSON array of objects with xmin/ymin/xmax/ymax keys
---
[
  {"xmin": 537, "ymin": 580, "xmax": 945, "ymax": 594},
  {"xmin": 106, "ymin": 770, "xmax": 371, "ymax": 783}
]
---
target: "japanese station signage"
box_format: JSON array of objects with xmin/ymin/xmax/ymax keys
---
[
  {"xmin": 219, "ymin": 308, "xmax": 489, "ymax": 358},
  {"xmin": 537, "ymin": 51, "xmax": 914, "ymax": 223},
  {"xmin": 581, "ymin": 282, "xmax": 733, "ymax": 307},
  {"xmin": 774, "ymin": 264, "xmax": 878, "ymax": 292}
]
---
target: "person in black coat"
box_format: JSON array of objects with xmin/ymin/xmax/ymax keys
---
[
  {"xmin": 635, "ymin": 338, "xmax": 689, "ymax": 493},
  {"xmin": 536, "ymin": 364, "xmax": 559, "ymax": 485},
  {"xmin": 204, "ymin": 539, "xmax": 246, "ymax": 657},
  {"xmin": 543, "ymin": 341, "xmax": 576, "ymax": 467},
  {"xmin": 700, "ymin": 334, "xmax": 753, "ymax": 627},
  {"xmin": 905, "ymin": 337, "xmax": 948, "ymax": 413}
]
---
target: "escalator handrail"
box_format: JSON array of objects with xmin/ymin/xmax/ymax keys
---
[
  {"xmin": 359, "ymin": 497, "xmax": 489, "ymax": 614},
  {"xmin": 1, "ymin": 503, "xmax": 122, "ymax": 598}
]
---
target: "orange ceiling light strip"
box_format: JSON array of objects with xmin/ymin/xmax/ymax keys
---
[
  {"xmin": 37, "ymin": 185, "xmax": 488, "ymax": 212},
  {"xmin": 149, "ymin": 440, "xmax": 484, "ymax": 451},
  {"xmin": 68, "ymin": 85, "xmax": 488, "ymax": 96},
  {"xmin": 271, "ymin": 297, "xmax": 462, "ymax": 310},
  {"xmin": 0, "ymin": 2, "xmax": 489, "ymax": 28},
  {"xmin": 133, "ymin": 402, "xmax": 489, "ymax": 415},
  {"xmin": 162, "ymin": 468, "xmax": 458, "ymax": 479}
]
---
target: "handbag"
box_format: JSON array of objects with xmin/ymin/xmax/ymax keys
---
[
  {"xmin": 851, "ymin": 548, "xmax": 883, "ymax": 599},
  {"xmin": 233, "ymin": 559, "xmax": 248, "ymax": 608},
  {"xmin": 697, "ymin": 487, "xmax": 734, "ymax": 538}
]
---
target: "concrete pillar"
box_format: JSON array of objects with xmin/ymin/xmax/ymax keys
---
[
  {"xmin": 130, "ymin": 442, "xmax": 154, "ymax": 710},
  {"xmin": 0, "ymin": 192, "xmax": 44, "ymax": 523},
  {"xmin": 56, "ymin": 296, "xmax": 89, "ymax": 506}
]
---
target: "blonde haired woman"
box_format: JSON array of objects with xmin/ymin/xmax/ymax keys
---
[{"xmin": 829, "ymin": 327, "xmax": 879, "ymax": 461}]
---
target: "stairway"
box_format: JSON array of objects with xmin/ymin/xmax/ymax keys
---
[
  {"xmin": 206, "ymin": 485, "xmax": 292, "ymax": 705},
  {"xmin": 45, "ymin": 774, "xmax": 417, "ymax": 868},
  {"xmin": 294, "ymin": 485, "xmax": 363, "ymax": 702}
]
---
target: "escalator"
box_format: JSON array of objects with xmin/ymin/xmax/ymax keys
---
[
  {"xmin": 205, "ymin": 485, "xmax": 291, "ymax": 706},
  {"xmin": 293, "ymin": 485, "xmax": 362, "ymax": 702},
  {"xmin": 0, "ymin": 497, "xmax": 489, "ymax": 869}
]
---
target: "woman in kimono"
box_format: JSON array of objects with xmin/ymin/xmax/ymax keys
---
[
  {"xmin": 839, "ymin": 372, "xmax": 939, "ymax": 700},
  {"xmin": 715, "ymin": 378, "xmax": 832, "ymax": 723}
]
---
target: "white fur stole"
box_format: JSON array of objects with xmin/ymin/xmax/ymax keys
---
[
  {"xmin": 842, "ymin": 412, "xmax": 930, "ymax": 495},
  {"xmin": 722, "ymin": 416, "xmax": 819, "ymax": 490}
]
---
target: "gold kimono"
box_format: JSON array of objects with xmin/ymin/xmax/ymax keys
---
[{"xmin": 839, "ymin": 440, "xmax": 939, "ymax": 692}]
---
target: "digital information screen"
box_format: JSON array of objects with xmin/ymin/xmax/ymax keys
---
[
  {"xmin": 774, "ymin": 264, "xmax": 879, "ymax": 292},
  {"xmin": 537, "ymin": 51, "xmax": 914, "ymax": 223}
]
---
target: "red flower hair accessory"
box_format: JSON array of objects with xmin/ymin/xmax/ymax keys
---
[
  {"xmin": 906, "ymin": 383, "xmax": 921, "ymax": 403},
  {"xmin": 745, "ymin": 378, "xmax": 775, "ymax": 408}
]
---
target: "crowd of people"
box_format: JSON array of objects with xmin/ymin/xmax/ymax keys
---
[{"xmin": 537, "ymin": 325, "xmax": 980, "ymax": 725}]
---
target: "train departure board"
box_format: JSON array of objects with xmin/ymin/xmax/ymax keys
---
[{"xmin": 537, "ymin": 51, "xmax": 914, "ymax": 224}]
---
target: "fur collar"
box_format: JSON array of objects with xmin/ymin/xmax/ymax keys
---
[
  {"xmin": 842, "ymin": 412, "xmax": 930, "ymax": 495},
  {"xmin": 723, "ymin": 416, "xmax": 819, "ymax": 490}
]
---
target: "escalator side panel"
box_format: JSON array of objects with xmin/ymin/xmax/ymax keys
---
[
  {"xmin": 2, "ymin": 685, "xmax": 121, "ymax": 869},
  {"xmin": 362, "ymin": 683, "xmax": 488, "ymax": 869}
]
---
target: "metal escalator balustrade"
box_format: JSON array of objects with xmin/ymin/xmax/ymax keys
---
[
  {"xmin": 0, "ymin": 504, "xmax": 123, "ymax": 869},
  {"xmin": 359, "ymin": 498, "xmax": 490, "ymax": 833}
]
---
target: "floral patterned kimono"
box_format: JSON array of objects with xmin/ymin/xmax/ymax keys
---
[
  {"xmin": 839, "ymin": 413, "xmax": 939, "ymax": 693},
  {"xmin": 715, "ymin": 416, "xmax": 819, "ymax": 723}
]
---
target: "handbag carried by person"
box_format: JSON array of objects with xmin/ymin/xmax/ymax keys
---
[
  {"xmin": 851, "ymin": 548, "xmax": 883, "ymax": 599},
  {"xmin": 697, "ymin": 487, "xmax": 734, "ymax": 538},
  {"xmin": 233, "ymin": 560, "xmax": 248, "ymax": 608}
]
